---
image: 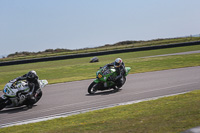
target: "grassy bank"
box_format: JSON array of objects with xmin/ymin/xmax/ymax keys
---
[
  {"xmin": 0, "ymin": 45, "xmax": 200, "ymax": 90},
  {"xmin": 1, "ymin": 90, "xmax": 200, "ymax": 133},
  {"xmin": 1, "ymin": 36, "xmax": 200, "ymax": 62}
]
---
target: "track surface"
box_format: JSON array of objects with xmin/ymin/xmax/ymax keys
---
[{"xmin": 0, "ymin": 66, "xmax": 200, "ymax": 127}]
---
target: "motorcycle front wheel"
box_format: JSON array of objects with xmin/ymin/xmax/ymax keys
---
[
  {"xmin": 0, "ymin": 97, "xmax": 6, "ymax": 110},
  {"xmin": 88, "ymin": 82, "xmax": 98, "ymax": 94}
]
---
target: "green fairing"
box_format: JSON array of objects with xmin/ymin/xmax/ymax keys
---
[
  {"xmin": 125, "ymin": 67, "xmax": 131, "ymax": 76},
  {"xmin": 94, "ymin": 66, "xmax": 131, "ymax": 87}
]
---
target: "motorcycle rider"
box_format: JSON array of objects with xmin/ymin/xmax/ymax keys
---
[
  {"xmin": 107, "ymin": 58, "xmax": 126, "ymax": 88},
  {"xmin": 10, "ymin": 70, "xmax": 40, "ymax": 108}
]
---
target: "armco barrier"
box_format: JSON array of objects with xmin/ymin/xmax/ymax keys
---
[{"xmin": 1, "ymin": 41, "xmax": 200, "ymax": 66}]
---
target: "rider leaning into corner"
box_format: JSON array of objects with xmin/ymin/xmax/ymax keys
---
[
  {"xmin": 107, "ymin": 58, "xmax": 126, "ymax": 88},
  {"xmin": 10, "ymin": 70, "xmax": 41, "ymax": 108}
]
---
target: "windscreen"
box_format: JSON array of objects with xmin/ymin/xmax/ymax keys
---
[{"xmin": 101, "ymin": 66, "xmax": 111, "ymax": 75}]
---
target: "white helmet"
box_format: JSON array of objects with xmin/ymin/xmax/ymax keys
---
[{"xmin": 114, "ymin": 58, "xmax": 123, "ymax": 68}]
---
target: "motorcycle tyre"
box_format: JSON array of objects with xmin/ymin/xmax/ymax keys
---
[
  {"xmin": 34, "ymin": 91, "xmax": 43, "ymax": 104},
  {"xmin": 0, "ymin": 97, "xmax": 6, "ymax": 110},
  {"xmin": 88, "ymin": 82, "xmax": 98, "ymax": 94},
  {"xmin": 113, "ymin": 77, "xmax": 126, "ymax": 91},
  {"xmin": 113, "ymin": 86, "xmax": 120, "ymax": 91},
  {"xmin": 26, "ymin": 91, "xmax": 43, "ymax": 107}
]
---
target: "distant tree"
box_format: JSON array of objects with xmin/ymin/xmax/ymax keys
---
[
  {"xmin": 45, "ymin": 49, "xmax": 54, "ymax": 53},
  {"xmin": 114, "ymin": 41, "xmax": 137, "ymax": 46}
]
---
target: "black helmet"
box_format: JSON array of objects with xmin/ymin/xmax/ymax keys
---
[
  {"xmin": 27, "ymin": 70, "xmax": 37, "ymax": 79},
  {"xmin": 114, "ymin": 58, "xmax": 123, "ymax": 68}
]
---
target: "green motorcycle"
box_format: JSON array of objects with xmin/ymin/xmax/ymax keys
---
[{"xmin": 88, "ymin": 65, "xmax": 131, "ymax": 94}]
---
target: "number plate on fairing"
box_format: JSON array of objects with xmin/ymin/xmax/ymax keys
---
[{"xmin": 98, "ymin": 74, "xmax": 103, "ymax": 79}]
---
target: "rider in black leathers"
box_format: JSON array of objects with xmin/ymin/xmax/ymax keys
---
[
  {"xmin": 107, "ymin": 58, "xmax": 126, "ymax": 88},
  {"xmin": 11, "ymin": 70, "xmax": 40, "ymax": 108}
]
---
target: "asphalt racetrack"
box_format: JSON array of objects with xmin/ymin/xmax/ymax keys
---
[{"xmin": 0, "ymin": 66, "xmax": 200, "ymax": 128}]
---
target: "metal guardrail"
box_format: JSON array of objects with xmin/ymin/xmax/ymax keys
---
[{"xmin": 0, "ymin": 41, "xmax": 200, "ymax": 66}]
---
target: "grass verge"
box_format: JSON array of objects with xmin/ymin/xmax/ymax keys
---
[{"xmin": 1, "ymin": 90, "xmax": 200, "ymax": 133}]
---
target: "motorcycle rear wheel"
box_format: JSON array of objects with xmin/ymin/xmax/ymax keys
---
[
  {"xmin": 26, "ymin": 91, "xmax": 43, "ymax": 107},
  {"xmin": 88, "ymin": 82, "xmax": 98, "ymax": 94},
  {"xmin": 34, "ymin": 91, "xmax": 43, "ymax": 104}
]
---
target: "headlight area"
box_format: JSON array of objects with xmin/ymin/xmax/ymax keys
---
[{"xmin": 3, "ymin": 88, "xmax": 7, "ymax": 95}]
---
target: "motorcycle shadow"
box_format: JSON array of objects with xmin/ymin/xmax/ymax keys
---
[
  {"xmin": 86, "ymin": 89, "xmax": 122, "ymax": 96},
  {"xmin": 0, "ymin": 105, "xmax": 37, "ymax": 114}
]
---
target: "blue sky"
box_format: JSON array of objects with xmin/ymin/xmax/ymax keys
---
[{"xmin": 0, "ymin": 0, "xmax": 200, "ymax": 56}]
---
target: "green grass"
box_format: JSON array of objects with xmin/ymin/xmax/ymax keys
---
[
  {"xmin": 0, "ymin": 45, "xmax": 200, "ymax": 90},
  {"xmin": 1, "ymin": 90, "xmax": 200, "ymax": 133}
]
